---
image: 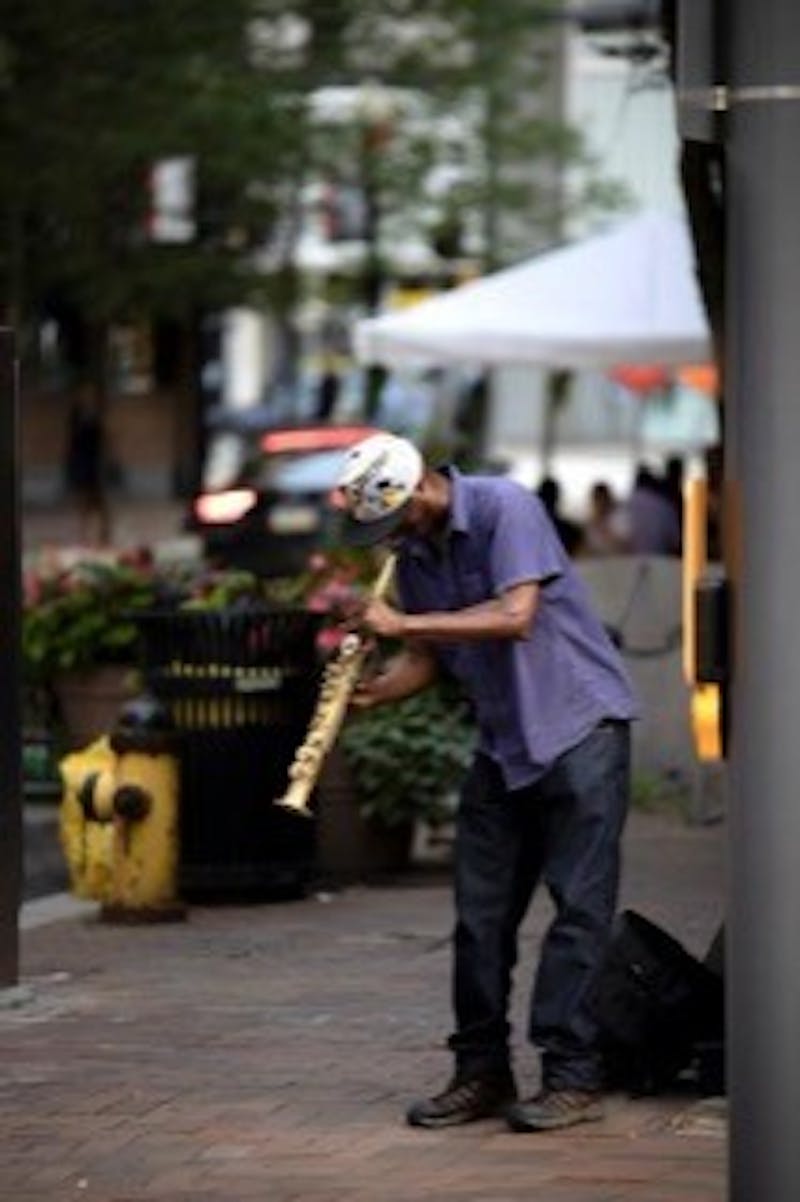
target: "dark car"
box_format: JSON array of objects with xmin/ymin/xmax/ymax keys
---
[{"xmin": 191, "ymin": 424, "xmax": 380, "ymax": 576}]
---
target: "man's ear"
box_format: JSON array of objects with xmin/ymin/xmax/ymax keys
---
[{"xmin": 415, "ymin": 469, "xmax": 433, "ymax": 500}]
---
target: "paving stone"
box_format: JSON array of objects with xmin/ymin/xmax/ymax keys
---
[{"xmin": 0, "ymin": 810, "xmax": 726, "ymax": 1202}]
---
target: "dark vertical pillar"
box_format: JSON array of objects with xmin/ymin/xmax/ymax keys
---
[
  {"xmin": 725, "ymin": 4, "xmax": 800, "ymax": 1198},
  {"xmin": 360, "ymin": 125, "xmax": 386, "ymax": 421},
  {"xmin": 0, "ymin": 328, "xmax": 21, "ymax": 988}
]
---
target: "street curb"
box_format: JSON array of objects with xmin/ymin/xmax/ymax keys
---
[{"xmin": 20, "ymin": 893, "xmax": 99, "ymax": 931}]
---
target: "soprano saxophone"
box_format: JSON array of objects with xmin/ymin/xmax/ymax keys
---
[{"xmin": 274, "ymin": 554, "xmax": 397, "ymax": 818}]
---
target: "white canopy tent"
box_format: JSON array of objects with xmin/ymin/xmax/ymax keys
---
[{"xmin": 353, "ymin": 210, "xmax": 712, "ymax": 371}]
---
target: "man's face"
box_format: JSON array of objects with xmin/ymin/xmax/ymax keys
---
[{"xmin": 385, "ymin": 487, "xmax": 440, "ymax": 547}]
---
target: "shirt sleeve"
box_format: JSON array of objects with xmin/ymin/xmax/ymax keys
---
[{"xmin": 489, "ymin": 484, "xmax": 566, "ymax": 594}]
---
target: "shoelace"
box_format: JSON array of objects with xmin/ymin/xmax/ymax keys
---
[
  {"xmin": 530, "ymin": 1090, "xmax": 594, "ymax": 1114},
  {"xmin": 437, "ymin": 1081, "xmax": 484, "ymax": 1106},
  {"xmin": 436, "ymin": 1078, "xmax": 508, "ymax": 1109}
]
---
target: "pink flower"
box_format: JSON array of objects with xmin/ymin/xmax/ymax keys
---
[
  {"xmin": 23, "ymin": 572, "xmax": 43, "ymax": 607},
  {"xmin": 306, "ymin": 574, "xmax": 361, "ymax": 617},
  {"xmin": 118, "ymin": 546, "xmax": 154, "ymax": 572},
  {"xmin": 317, "ymin": 627, "xmax": 346, "ymax": 654},
  {"xmin": 308, "ymin": 553, "xmax": 329, "ymax": 574}
]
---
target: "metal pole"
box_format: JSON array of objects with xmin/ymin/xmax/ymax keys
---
[
  {"xmin": 0, "ymin": 328, "xmax": 21, "ymax": 988},
  {"xmin": 725, "ymin": 3, "xmax": 800, "ymax": 1198}
]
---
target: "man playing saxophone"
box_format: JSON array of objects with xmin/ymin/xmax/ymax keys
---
[{"xmin": 333, "ymin": 432, "xmax": 637, "ymax": 1134}]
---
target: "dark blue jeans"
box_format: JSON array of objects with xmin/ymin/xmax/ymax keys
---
[{"xmin": 449, "ymin": 720, "xmax": 630, "ymax": 1091}]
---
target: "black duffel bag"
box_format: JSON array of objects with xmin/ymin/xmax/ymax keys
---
[{"xmin": 591, "ymin": 909, "xmax": 724, "ymax": 1095}]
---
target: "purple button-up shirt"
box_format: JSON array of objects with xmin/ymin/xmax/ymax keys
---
[{"xmin": 395, "ymin": 468, "xmax": 638, "ymax": 789}]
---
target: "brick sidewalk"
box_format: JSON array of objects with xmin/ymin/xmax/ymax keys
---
[{"xmin": 1, "ymin": 811, "xmax": 726, "ymax": 1202}]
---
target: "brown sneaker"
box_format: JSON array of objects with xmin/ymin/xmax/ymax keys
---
[
  {"xmin": 506, "ymin": 1088, "xmax": 604, "ymax": 1132},
  {"xmin": 406, "ymin": 1073, "xmax": 517, "ymax": 1129}
]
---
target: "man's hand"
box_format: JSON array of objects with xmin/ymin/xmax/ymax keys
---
[
  {"xmin": 349, "ymin": 647, "xmax": 439, "ymax": 711},
  {"xmin": 357, "ymin": 598, "xmax": 408, "ymax": 640},
  {"xmin": 351, "ymin": 672, "xmax": 391, "ymax": 710}
]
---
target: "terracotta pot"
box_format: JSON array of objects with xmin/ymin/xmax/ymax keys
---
[
  {"xmin": 54, "ymin": 665, "xmax": 137, "ymax": 749},
  {"xmin": 315, "ymin": 748, "xmax": 415, "ymax": 880}
]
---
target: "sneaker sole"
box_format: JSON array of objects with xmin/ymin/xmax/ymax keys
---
[{"xmin": 506, "ymin": 1104, "xmax": 604, "ymax": 1133}]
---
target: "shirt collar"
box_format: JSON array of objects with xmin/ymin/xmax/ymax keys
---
[
  {"xmin": 443, "ymin": 465, "xmax": 469, "ymax": 535},
  {"xmin": 402, "ymin": 465, "xmax": 467, "ymax": 561}
]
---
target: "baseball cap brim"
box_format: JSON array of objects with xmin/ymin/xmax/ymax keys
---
[{"xmin": 339, "ymin": 497, "xmax": 412, "ymax": 547}]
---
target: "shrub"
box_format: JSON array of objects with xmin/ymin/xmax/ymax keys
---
[{"xmin": 340, "ymin": 680, "xmax": 475, "ymax": 828}]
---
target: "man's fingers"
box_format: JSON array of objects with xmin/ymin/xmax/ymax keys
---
[
  {"xmin": 341, "ymin": 600, "xmax": 368, "ymax": 633},
  {"xmin": 350, "ymin": 684, "xmax": 376, "ymax": 710}
]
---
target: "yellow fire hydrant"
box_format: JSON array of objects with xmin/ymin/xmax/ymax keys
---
[
  {"xmin": 60, "ymin": 695, "xmax": 186, "ymax": 922},
  {"xmin": 59, "ymin": 736, "xmax": 116, "ymax": 903}
]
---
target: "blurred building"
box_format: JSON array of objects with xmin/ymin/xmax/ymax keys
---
[
  {"xmin": 486, "ymin": 5, "xmax": 718, "ymax": 516},
  {"xmin": 21, "ymin": 4, "xmax": 715, "ymax": 517}
]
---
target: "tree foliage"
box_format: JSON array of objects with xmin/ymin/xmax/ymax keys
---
[
  {"xmin": 306, "ymin": 0, "xmax": 624, "ymax": 266},
  {"xmin": 292, "ymin": 0, "xmax": 625, "ymax": 274},
  {"xmin": 0, "ymin": 0, "xmax": 624, "ymax": 367},
  {"xmin": 0, "ymin": 0, "xmax": 300, "ymax": 331}
]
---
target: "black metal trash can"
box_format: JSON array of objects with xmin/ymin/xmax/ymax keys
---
[{"xmin": 134, "ymin": 607, "xmax": 321, "ymax": 900}]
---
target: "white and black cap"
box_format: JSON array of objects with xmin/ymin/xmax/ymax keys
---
[{"xmin": 334, "ymin": 433, "xmax": 424, "ymax": 546}]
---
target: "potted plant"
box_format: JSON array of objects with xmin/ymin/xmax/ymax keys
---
[
  {"xmin": 316, "ymin": 678, "xmax": 475, "ymax": 877},
  {"xmin": 22, "ymin": 552, "xmax": 297, "ymax": 746},
  {"xmin": 341, "ymin": 682, "xmax": 474, "ymax": 829},
  {"xmin": 22, "ymin": 554, "xmax": 161, "ymax": 748}
]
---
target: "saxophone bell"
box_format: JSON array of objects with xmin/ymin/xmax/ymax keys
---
[{"xmin": 274, "ymin": 788, "xmax": 315, "ymax": 819}]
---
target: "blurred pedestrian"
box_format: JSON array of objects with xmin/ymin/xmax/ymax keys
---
[
  {"xmin": 334, "ymin": 432, "xmax": 637, "ymax": 1134},
  {"xmin": 536, "ymin": 477, "xmax": 582, "ymax": 556},
  {"xmin": 583, "ymin": 482, "xmax": 630, "ymax": 556},
  {"xmin": 627, "ymin": 465, "xmax": 680, "ymax": 556},
  {"xmin": 315, "ymin": 369, "xmax": 340, "ymax": 421},
  {"xmin": 376, "ymin": 372, "xmax": 433, "ymax": 440},
  {"xmin": 662, "ymin": 456, "xmax": 685, "ymax": 549},
  {"xmin": 65, "ymin": 386, "xmax": 111, "ymax": 546}
]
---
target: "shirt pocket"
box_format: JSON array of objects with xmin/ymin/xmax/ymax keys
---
[{"xmin": 458, "ymin": 568, "xmax": 490, "ymax": 606}]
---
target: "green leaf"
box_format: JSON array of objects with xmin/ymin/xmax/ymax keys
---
[{"xmin": 341, "ymin": 681, "xmax": 475, "ymax": 827}]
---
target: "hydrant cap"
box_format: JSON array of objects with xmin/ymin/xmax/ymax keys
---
[{"xmin": 110, "ymin": 692, "xmax": 175, "ymax": 755}]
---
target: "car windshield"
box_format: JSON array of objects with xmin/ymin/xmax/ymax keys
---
[{"xmin": 249, "ymin": 448, "xmax": 351, "ymax": 493}]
